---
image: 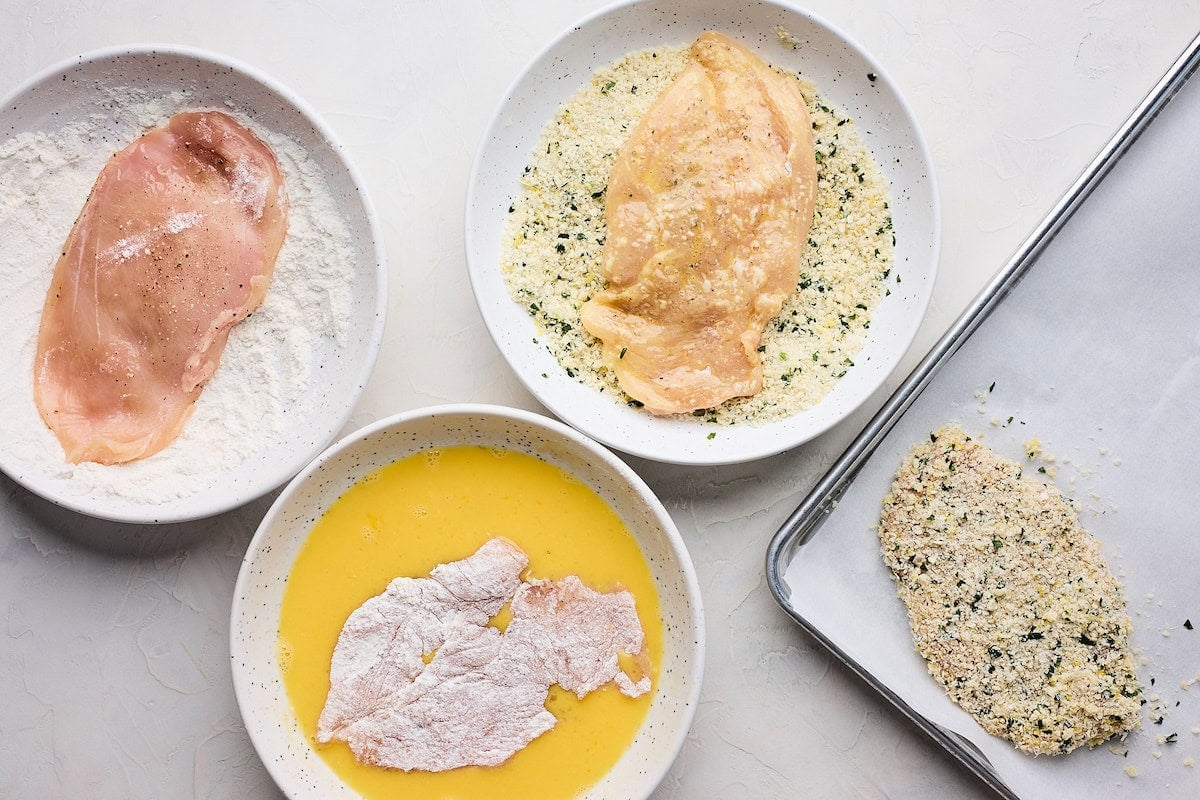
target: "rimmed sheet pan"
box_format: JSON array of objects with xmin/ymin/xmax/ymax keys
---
[{"xmin": 767, "ymin": 33, "xmax": 1200, "ymax": 799}]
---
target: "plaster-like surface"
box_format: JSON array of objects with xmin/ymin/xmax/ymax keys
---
[{"xmin": 2, "ymin": 2, "xmax": 1197, "ymax": 797}]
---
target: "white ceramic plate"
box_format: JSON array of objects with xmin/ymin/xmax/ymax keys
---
[
  {"xmin": 230, "ymin": 404, "xmax": 704, "ymax": 799},
  {"xmin": 466, "ymin": 0, "xmax": 939, "ymax": 465},
  {"xmin": 0, "ymin": 45, "xmax": 387, "ymax": 523}
]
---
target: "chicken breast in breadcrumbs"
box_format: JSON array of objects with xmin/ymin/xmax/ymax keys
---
[{"xmin": 580, "ymin": 32, "xmax": 817, "ymax": 415}]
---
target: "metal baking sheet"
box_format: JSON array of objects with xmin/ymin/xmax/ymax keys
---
[{"xmin": 767, "ymin": 34, "xmax": 1200, "ymax": 800}]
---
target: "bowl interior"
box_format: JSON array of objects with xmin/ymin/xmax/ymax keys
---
[
  {"xmin": 466, "ymin": 0, "xmax": 939, "ymax": 465},
  {"xmin": 0, "ymin": 45, "xmax": 385, "ymax": 523},
  {"xmin": 231, "ymin": 406, "xmax": 703, "ymax": 799}
]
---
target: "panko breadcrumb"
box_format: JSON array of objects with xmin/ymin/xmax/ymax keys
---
[
  {"xmin": 501, "ymin": 42, "xmax": 894, "ymax": 426},
  {"xmin": 879, "ymin": 424, "xmax": 1141, "ymax": 755}
]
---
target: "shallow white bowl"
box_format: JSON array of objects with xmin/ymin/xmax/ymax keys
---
[
  {"xmin": 0, "ymin": 45, "xmax": 387, "ymax": 523},
  {"xmin": 230, "ymin": 404, "xmax": 705, "ymax": 799},
  {"xmin": 466, "ymin": 0, "xmax": 939, "ymax": 465}
]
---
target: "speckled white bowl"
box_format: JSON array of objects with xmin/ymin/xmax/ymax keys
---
[
  {"xmin": 230, "ymin": 404, "xmax": 704, "ymax": 799},
  {"xmin": 466, "ymin": 0, "xmax": 940, "ymax": 465},
  {"xmin": 0, "ymin": 45, "xmax": 387, "ymax": 523}
]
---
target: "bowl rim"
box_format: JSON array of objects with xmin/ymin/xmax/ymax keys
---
[
  {"xmin": 230, "ymin": 402, "xmax": 706, "ymax": 799},
  {"xmin": 464, "ymin": 0, "xmax": 942, "ymax": 466},
  {"xmin": 0, "ymin": 42, "xmax": 389, "ymax": 524}
]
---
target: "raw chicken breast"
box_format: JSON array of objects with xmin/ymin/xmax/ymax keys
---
[
  {"xmin": 34, "ymin": 111, "xmax": 288, "ymax": 464},
  {"xmin": 580, "ymin": 32, "xmax": 817, "ymax": 415}
]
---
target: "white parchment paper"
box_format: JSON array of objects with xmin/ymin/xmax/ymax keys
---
[{"xmin": 782, "ymin": 63, "xmax": 1200, "ymax": 799}]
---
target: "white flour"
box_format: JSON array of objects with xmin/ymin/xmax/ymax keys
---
[{"xmin": 0, "ymin": 88, "xmax": 354, "ymax": 505}]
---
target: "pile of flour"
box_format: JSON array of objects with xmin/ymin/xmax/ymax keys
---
[{"xmin": 0, "ymin": 87, "xmax": 354, "ymax": 505}]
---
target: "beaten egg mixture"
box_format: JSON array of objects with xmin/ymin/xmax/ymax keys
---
[{"xmin": 278, "ymin": 445, "xmax": 663, "ymax": 799}]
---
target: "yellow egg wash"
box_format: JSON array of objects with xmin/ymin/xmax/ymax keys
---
[{"xmin": 278, "ymin": 446, "xmax": 663, "ymax": 800}]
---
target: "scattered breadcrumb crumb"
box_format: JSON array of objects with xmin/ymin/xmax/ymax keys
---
[{"xmin": 774, "ymin": 25, "xmax": 801, "ymax": 50}]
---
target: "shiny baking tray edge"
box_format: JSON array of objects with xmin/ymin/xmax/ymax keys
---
[{"xmin": 764, "ymin": 32, "xmax": 1200, "ymax": 800}]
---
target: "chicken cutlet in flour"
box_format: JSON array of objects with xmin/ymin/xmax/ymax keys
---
[{"xmin": 34, "ymin": 111, "xmax": 287, "ymax": 464}]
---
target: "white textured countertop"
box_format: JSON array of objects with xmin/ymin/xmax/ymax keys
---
[{"xmin": 2, "ymin": 1, "xmax": 1198, "ymax": 797}]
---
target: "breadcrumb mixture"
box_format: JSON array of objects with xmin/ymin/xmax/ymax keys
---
[
  {"xmin": 501, "ymin": 44, "xmax": 894, "ymax": 425},
  {"xmin": 879, "ymin": 424, "xmax": 1141, "ymax": 755}
]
